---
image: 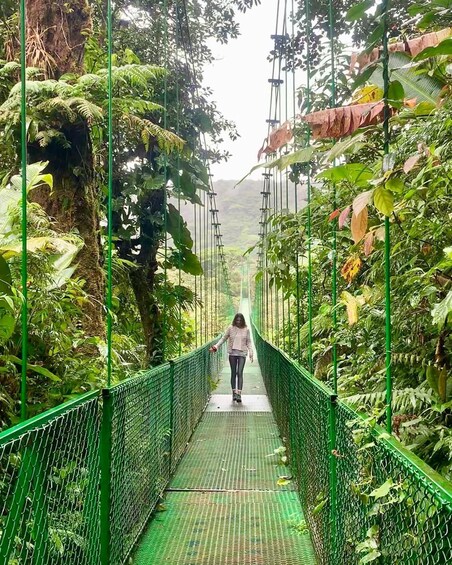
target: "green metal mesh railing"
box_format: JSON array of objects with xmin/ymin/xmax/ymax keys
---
[
  {"xmin": 0, "ymin": 392, "xmax": 101, "ymax": 565},
  {"xmin": 0, "ymin": 339, "xmax": 226, "ymax": 565},
  {"xmin": 253, "ymin": 324, "xmax": 452, "ymax": 565}
]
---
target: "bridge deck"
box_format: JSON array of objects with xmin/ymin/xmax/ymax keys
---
[{"xmin": 133, "ymin": 353, "xmax": 316, "ymax": 564}]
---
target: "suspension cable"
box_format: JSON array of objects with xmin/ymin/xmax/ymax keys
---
[{"xmin": 20, "ymin": 0, "xmax": 28, "ymax": 420}]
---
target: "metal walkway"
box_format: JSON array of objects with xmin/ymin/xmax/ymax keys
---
[{"xmin": 133, "ymin": 354, "xmax": 316, "ymax": 564}]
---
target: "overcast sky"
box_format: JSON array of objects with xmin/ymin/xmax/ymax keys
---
[{"xmin": 204, "ymin": 0, "xmax": 277, "ymax": 181}]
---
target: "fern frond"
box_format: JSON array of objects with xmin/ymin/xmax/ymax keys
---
[
  {"xmin": 122, "ymin": 113, "xmax": 185, "ymax": 153},
  {"xmin": 36, "ymin": 97, "xmax": 78, "ymax": 122},
  {"xmin": 0, "ymin": 61, "xmax": 20, "ymax": 76},
  {"xmin": 35, "ymin": 130, "xmax": 71, "ymax": 149},
  {"xmin": 66, "ymin": 98, "xmax": 103, "ymax": 122},
  {"xmin": 110, "ymin": 64, "xmax": 166, "ymax": 90},
  {"xmin": 344, "ymin": 387, "xmax": 434, "ymax": 413}
]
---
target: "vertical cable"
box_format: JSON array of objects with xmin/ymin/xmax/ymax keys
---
[
  {"xmin": 329, "ymin": 0, "xmax": 338, "ymax": 395},
  {"xmin": 162, "ymin": 0, "xmax": 169, "ymax": 361},
  {"xmin": 292, "ymin": 0, "xmax": 301, "ymax": 361},
  {"xmin": 106, "ymin": 0, "xmax": 114, "ymax": 385},
  {"xmin": 382, "ymin": 0, "xmax": 392, "ymax": 434},
  {"xmin": 194, "ymin": 193, "xmax": 198, "ymax": 347},
  {"xmin": 175, "ymin": 5, "xmax": 182, "ymax": 357},
  {"xmin": 20, "ymin": 0, "xmax": 28, "ymax": 421},
  {"xmin": 304, "ymin": 0, "xmax": 313, "ymax": 374},
  {"xmin": 328, "ymin": 0, "xmax": 338, "ymax": 551}
]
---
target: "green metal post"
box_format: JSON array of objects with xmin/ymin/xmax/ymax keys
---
[
  {"xmin": 106, "ymin": 0, "xmax": 113, "ymax": 386},
  {"xmin": 382, "ymin": 0, "xmax": 392, "ymax": 435},
  {"xmin": 20, "ymin": 0, "xmax": 28, "ymax": 421},
  {"xmin": 100, "ymin": 389, "xmax": 113, "ymax": 565},
  {"xmin": 304, "ymin": 0, "xmax": 313, "ymax": 374},
  {"xmin": 328, "ymin": 0, "xmax": 338, "ymax": 395}
]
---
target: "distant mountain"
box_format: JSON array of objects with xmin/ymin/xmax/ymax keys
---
[
  {"xmin": 179, "ymin": 177, "xmax": 307, "ymax": 254},
  {"xmin": 212, "ymin": 179, "xmax": 263, "ymax": 251}
]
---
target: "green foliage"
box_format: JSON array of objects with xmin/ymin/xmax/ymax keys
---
[{"xmin": 259, "ymin": 3, "xmax": 452, "ymax": 481}]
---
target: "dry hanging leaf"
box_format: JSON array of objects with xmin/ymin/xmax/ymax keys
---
[
  {"xmin": 350, "ymin": 28, "xmax": 452, "ymax": 72},
  {"xmin": 301, "ymin": 103, "xmax": 389, "ymax": 140},
  {"xmin": 363, "ymin": 231, "xmax": 375, "ymax": 257},
  {"xmin": 268, "ymin": 121, "xmax": 293, "ymax": 151},
  {"xmin": 341, "ymin": 255, "xmax": 362, "ymax": 284},
  {"xmin": 353, "ymin": 190, "xmax": 374, "ymax": 217},
  {"xmin": 351, "ymin": 206, "xmax": 368, "ymax": 244},
  {"xmin": 329, "ymin": 209, "xmax": 340, "ymax": 221},
  {"xmin": 257, "ymin": 121, "xmax": 293, "ymax": 160},
  {"xmin": 341, "ymin": 291, "xmax": 359, "ymax": 325},
  {"xmin": 374, "ymin": 226, "xmax": 385, "ymax": 241},
  {"xmin": 403, "ymin": 153, "xmax": 422, "ymax": 174},
  {"xmin": 339, "ymin": 206, "xmax": 351, "ymax": 229}
]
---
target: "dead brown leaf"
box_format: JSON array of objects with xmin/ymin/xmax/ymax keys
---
[
  {"xmin": 403, "ymin": 153, "xmax": 422, "ymax": 174},
  {"xmin": 301, "ymin": 103, "xmax": 389, "ymax": 140},
  {"xmin": 350, "ymin": 28, "xmax": 452, "ymax": 73},
  {"xmin": 351, "ymin": 206, "xmax": 368, "ymax": 244},
  {"xmin": 363, "ymin": 231, "xmax": 375, "ymax": 257},
  {"xmin": 257, "ymin": 121, "xmax": 293, "ymax": 160}
]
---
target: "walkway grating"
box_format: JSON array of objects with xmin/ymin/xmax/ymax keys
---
[{"xmin": 133, "ymin": 353, "xmax": 316, "ymax": 564}]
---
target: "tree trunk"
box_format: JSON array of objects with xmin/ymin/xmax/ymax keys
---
[
  {"xmin": 28, "ymin": 122, "xmax": 105, "ymax": 337},
  {"xmin": 116, "ymin": 187, "xmax": 165, "ymax": 364},
  {"xmin": 17, "ymin": 1, "xmax": 105, "ymax": 337},
  {"xmin": 25, "ymin": 0, "xmax": 92, "ymax": 78}
]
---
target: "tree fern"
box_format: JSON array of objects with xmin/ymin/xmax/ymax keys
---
[
  {"xmin": 122, "ymin": 114, "xmax": 184, "ymax": 153},
  {"xmin": 344, "ymin": 386, "xmax": 435, "ymax": 413}
]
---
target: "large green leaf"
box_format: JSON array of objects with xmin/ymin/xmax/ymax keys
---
[
  {"xmin": 166, "ymin": 204, "xmax": 193, "ymax": 249},
  {"xmin": 370, "ymin": 52, "xmax": 444, "ymax": 105},
  {"xmin": 414, "ymin": 38, "xmax": 452, "ymax": 61},
  {"xmin": 235, "ymin": 147, "xmax": 315, "ymax": 186},
  {"xmin": 11, "ymin": 161, "xmax": 53, "ymax": 193},
  {"xmin": 317, "ymin": 163, "xmax": 373, "ymax": 185},
  {"xmin": 171, "ymin": 248, "xmax": 203, "ymax": 276},
  {"xmin": 0, "ymin": 255, "xmax": 12, "ymax": 296},
  {"xmin": 0, "ymin": 312, "xmax": 15, "ymax": 342},
  {"xmin": 6, "ymin": 355, "xmax": 61, "ymax": 381},
  {"xmin": 346, "ymin": 0, "xmax": 374, "ymax": 21},
  {"xmin": 431, "ymin": 290, "xmax": 452, "ymax": 327}
]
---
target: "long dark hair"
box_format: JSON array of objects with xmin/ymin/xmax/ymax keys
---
[{"xmin": 232, "ymin": 313, "xmax": 247, "ymax": 328}]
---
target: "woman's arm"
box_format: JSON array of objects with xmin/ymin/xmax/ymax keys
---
[
  {"xmin": 246, "ymin": 329, "xmax": 254, "ymax": 361},
  {"xmin": 211, "ymin": 326, "xmax": 230, "ymax": 350}
]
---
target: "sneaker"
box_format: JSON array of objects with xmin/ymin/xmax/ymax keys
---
[
  {"xmin": 236, "ymin": 393, "xmax": 242, "ymax": 403},
  {"xmin": 232, "ymin": 392, "xmax": 237, "ymax": 402}
]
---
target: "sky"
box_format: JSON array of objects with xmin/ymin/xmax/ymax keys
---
[{"xmin": 203, "ymin": 0, "xmax": 277, "ymax": 181}]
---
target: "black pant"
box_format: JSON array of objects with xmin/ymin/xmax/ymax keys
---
[{"xmin": 229, "ymin": 355, "xmax": 246, "ymax": 391}]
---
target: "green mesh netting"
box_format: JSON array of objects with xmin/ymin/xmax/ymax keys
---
[
  {"xmin": 0, "ymin": 393, "xmax": 101, "ymax": 565},
  {"xmin": 253, "ymin": 323, "xmax": 452, "ymax": 565},
  {"xmin": 0, "ymin": 339, "xmax": 226, "ymax": 565}
]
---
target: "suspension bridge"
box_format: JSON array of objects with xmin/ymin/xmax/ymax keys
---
[{"xmin": 1, "ymin": 0, "xmax": 452, "ymax": 564}]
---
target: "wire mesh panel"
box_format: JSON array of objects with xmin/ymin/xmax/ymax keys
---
[
  {"xmin": 107, "ymin": 339, "xmax": 225, "ymax": 565},
  {"xmin": 252, "ymin": 323, "xmax": 452, "ymax": 565},
  {"xmin": 0, "ymin": 393, "xmax": 101, "ymax": 565},
  {"xmin": 107, "ymin": 364, "xmax": 172, "ymax": 565},
  {"xmin": 335, "ymin": 401, "xmax": 452, "ymax": 565}
]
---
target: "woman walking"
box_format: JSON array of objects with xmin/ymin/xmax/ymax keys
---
[{"xmin": 210, "ymin": 313, "xmax": 253, "ymax": 403}]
